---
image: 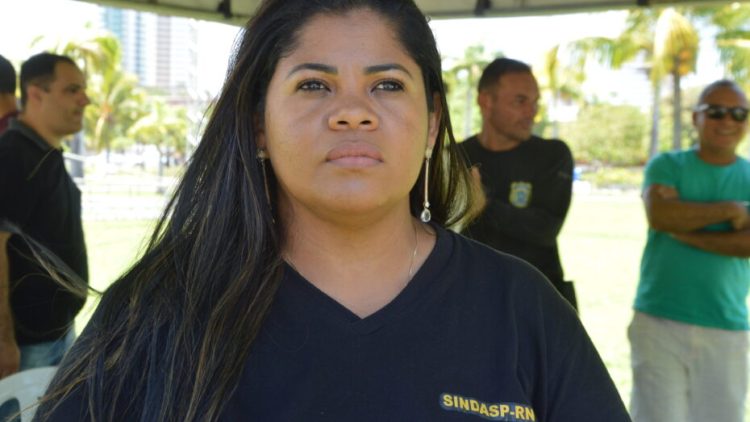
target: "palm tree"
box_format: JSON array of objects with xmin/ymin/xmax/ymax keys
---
[
  {"xmin": 538, "ymin": 44, "xmax": 585, "ymax": 138},
  {"xmin": 32, "ymin": 25, "xmax": 204, "ymax": 177},
  {"xmin": 127, "ymin": 97, "xmax": 189, "ymax": 192},
  {"xmin": 693, "ymin": 3, "xmax": 750, "ymax": 87},
  {"xmin": 32, "ymin": 28, "xmax": 137, "ymax": 155},
  {"xmin": 653, "ymin": 8, "xmax": 699, "ymax": 151},
  {"xmin": 569, "ymin": 7, "xmax": 698, "ymax": 158},
  {"xmin": 86, "ymin": 69, "xmax": 146, "ymax": 159},
  {"xmin": 31, "ymin": 27, "xmax": 120, "ymax": 175},
  {"xmin": 33, "ymin": 28, "xmax": 149, "ymax": 161},
  {"xmin": 443, "ymin": 44, "xmax": 494, "ymax": 140}
]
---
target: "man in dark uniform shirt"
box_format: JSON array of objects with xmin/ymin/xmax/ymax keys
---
[
  {"xmin": 0, "ymin": 53, "xmax": 90, "ymax": 380},
  {"xmin": 0, "ymin": 55, "xmax": 18, "ymax": 133},
  {"xmin": 460, "ymin": 57, "xmax": 576, "ymax": 309}
]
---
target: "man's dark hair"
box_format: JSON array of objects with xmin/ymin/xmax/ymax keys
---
[
  {"xmin": 19, "ymin": 52, "xmax": 76, "ymax": 107},
  {"xmin": 477, "ymin": 57, "xmax": 532, "ymax": 93},
  {"xmin": 0, "ymin": 55, "xmax": 15, "ymax": 95}
]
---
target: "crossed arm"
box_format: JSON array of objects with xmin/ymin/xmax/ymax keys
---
[
  {"xmin": 469, "ymin": 154, "xmax": 573, "ymax": 248},
  {"xmin": 478, "ymin": 194, "xmax": 569, "ymax": 247},
  {"xmin": 643, "ymin": 184, "xmax": 750, "ymax": 257}
]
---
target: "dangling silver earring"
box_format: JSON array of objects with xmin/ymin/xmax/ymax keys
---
[
  {"xmin": 257, "ymin": 148, "xmax": 272, "ymax": 208},
  {"xmin": 420, "ymin": 148, "xmax": 432, "ymax": 223}
]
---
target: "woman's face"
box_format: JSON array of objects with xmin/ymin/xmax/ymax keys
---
[{"xmin": 259, "ymin": 8, "xmax": 439, "ymax": 224}]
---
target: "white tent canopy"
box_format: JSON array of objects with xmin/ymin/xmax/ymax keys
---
[{"xmin": 74, "ymin": 0, "xmax": 732, "ymax": 25}]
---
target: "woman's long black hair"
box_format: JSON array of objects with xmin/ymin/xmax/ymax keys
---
[{"xmin": 37, "ymin": 0, "xmax": 481, "ymax": 420}]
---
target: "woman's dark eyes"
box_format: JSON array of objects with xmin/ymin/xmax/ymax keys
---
[
  {"xmin": 298, "ymin": 80, "xmax": 328, "ymax": 91},
  {"xmin": 296, "ymin": 79, "xmax": 404, "ymax": 92},
  {"xmin": 375, "ymin": 80, "xmax": 404, "ymax": 92}
]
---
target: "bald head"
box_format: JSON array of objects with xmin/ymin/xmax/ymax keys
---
[{"xmin": 696, "ymin": 79, "xmax": 747, "ymax": 107}]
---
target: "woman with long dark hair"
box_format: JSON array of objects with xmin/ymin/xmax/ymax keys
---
[{"xmin": 36, "ymin": 0, "xmax": 629, "ymax": 420}]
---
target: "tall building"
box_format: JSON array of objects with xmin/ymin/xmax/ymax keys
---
[{"xmin": 101, "ymin": 7, "xmax": 198, "ymax": 103}]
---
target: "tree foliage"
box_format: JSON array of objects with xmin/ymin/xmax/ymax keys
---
[
  {"xmin": 568, "ymin": 8, "xmax": 698, "ymax": 157},
  {"xmin": 33, "ymin": 28, "xmax": 148, "ymax": 155},
  {"xmin": 559, "ymin": 103, "xmax": 648, "ymax": 165},
  {"xmin": 32, "ymin": 27, "xmax": 193, "ymax": 165},
  {"xmin": 128, "ymin": 98, "xmax": 189, "ymax": 161},
  {"xmin": 537, "ymin": 44, "xmax": 586, "ymax": 138},
  {"xmin": 693, "ymin": 3, "xmax": 750, "ymax": 88},
  {"xmin": 654, "ymin": 8, "xmax": 699, "ymax": 151},
  {"xmin": 443, "ymin": 45, "xmax": 495, "ymax": 140}
]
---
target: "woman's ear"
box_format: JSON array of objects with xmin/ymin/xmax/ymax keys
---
[
  {"xmin": 254, "ymin": 113, "xmax": 266, "ymax": 150},
  {"xmin": 427, "ymin": 93, "xmax": 441, "ymax": 151}
]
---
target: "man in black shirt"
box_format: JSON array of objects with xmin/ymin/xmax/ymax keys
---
[
  {"xmin": 0, "ymin": 53, "xmax": 90, "ymax": 379},
  {"xmin": 0, "ymin": 55, "xmax": 18, "ymax": 133},
  {"xmin": 460, "ymin": 57, "xmax": 576, "ymax": 309}
]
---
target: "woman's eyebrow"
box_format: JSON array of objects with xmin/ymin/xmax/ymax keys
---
[
  {"xmin": 287, "ymin": 63, "xmax": 337, "ymax": 78},
  {"xmin": 286, "ymin": 63, "xmax": 413, "ymax": 79},
  {"xmin": 365, "ymin": 63, "xmax": 412, "ymax": 79}
]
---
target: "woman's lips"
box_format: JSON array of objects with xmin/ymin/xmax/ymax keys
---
[{"xmin": 326, "ymin": 143, "xmax": 383, "ymax": 168}]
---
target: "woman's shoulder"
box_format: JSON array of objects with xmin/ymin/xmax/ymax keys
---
[
  {"xmin": 448, "ymin": 229, "xmax": 546, "ymax": 275},
  {"xmin": 439, "ymin": 228, "xmax": 558, "ymax": 301}
]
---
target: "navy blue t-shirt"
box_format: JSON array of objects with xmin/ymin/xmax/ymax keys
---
[{"xmin": 41, "ymin": 226, "xmax": 628, "ymax": 421}]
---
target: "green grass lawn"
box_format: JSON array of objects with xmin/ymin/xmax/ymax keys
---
[
  {"xmin": 74, "ymin": 219, "xmax": 155, "ymax": 329},
  {"xmin": 76, "ymin": 192, "xmax": 749, "ymax": 418},
  {"xmin": 560, "ymin": 191, "xmax": 646, "ymax": 407},
  {"xmin": 564, "ymin": 191, "xmax": 750, "ymax": 419}
]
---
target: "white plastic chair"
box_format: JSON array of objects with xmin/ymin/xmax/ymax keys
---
[{"xmin": 0, "ymin": 366, "xmax": 58, "ymax": 421}]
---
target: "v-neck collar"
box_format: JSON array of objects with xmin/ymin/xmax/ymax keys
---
[{"xmin": 278, "ymin": 224, "xmax": 454, "ymax": 336}]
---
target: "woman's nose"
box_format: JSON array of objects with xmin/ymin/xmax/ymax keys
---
[{"xmin": 328, "ymin": 95, "xmax": 379, "ymax": 131}]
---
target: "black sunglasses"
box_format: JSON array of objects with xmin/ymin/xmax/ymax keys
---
[{"xmin": 695, "ymin": 103, "xmax": 749, "ymax": 122}]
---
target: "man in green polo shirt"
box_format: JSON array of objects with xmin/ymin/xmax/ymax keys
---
[{"xmin": 630, "ymin": 79, "xmax": 750, "ymax": 422}]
